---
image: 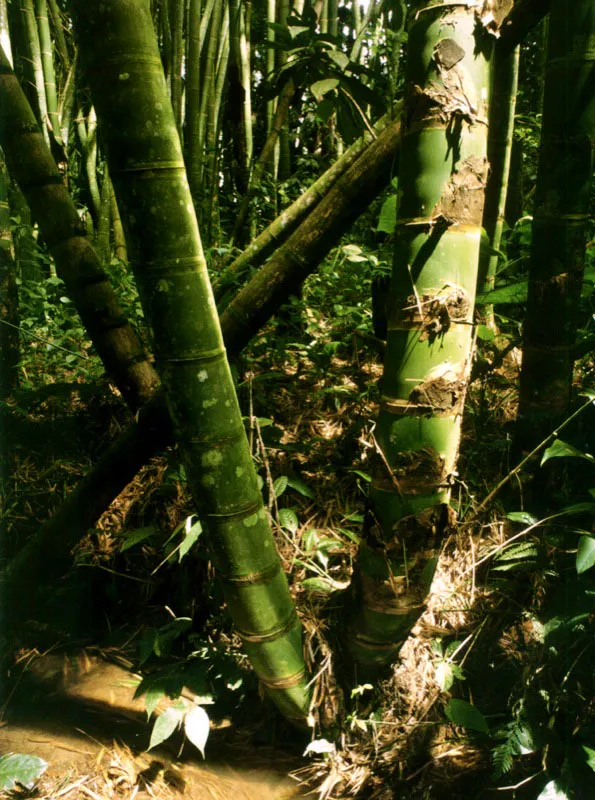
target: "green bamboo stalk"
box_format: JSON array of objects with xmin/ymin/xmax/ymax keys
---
[
  {"xmin": 0, "ymin": 0, "xmax": 11, "ymax": 64},
  {"xmin": 169, "ymin": 0, "xmax": 184, "ymax": 134},
  {"xmin": 221, "ymin": 113, "xmax": 403, "ymax": 355},
  {"xmin": 58, "ymin": 50, "xmax": 76, "ymax": 147},
  {"xmin": 232, "ymin": 78, "xmax": 295, "ymax": 245},
  {"xmin": 34, "ymin": 0, "xmax": 59, "ymax": 140},
  {"xmin": 46, "ymin": 0, "xmax": 69, "ymax": 69},
  {"xmin": 20, "ymin": 0, "xmax": 48, "ymax": 139},
  {"xmin": 266, "ymin": 0, "xmax": 277, "ymax": 177},
  {"xmin": 215, "ymin": 107, "xmax": 399, "ymax": 303},
  {"xmin": 516, "ymin": 0, "xmax": 595, "ymax": 449},
  {"xmin": 327, "ymin": 0, "xmax": 338, "ymax": 38},
  {"xmin": 0, "ymin": 45, "xmax": 159, "ymax": 410},
  {"xmin": 348, "ymin": 0, "xmax": 492, "ymax": 671},
  {"xmin": 77, "ymin": 106, "xmax": 101, "ymax": 225},
  {"xmin": 1, "ymin": 109, "xmax": 405, "ymax": 604},
  {"xmin": 0, "ymin": 147, "xmax": 20, "ymax": 399},
  {"xmin": 479, "ymin": 45, "xmax": 520, "ymax": 329},
  {"xmin": 71, "ymin": 0, "xmax": 311, "ymax": 724},
  {"xmin": 109, "ymin": 172, "xmax": 128, "ymax": 263},
  {"xmin": 239, "ymin": 0, "xmax": 252, "ymax": 167}
]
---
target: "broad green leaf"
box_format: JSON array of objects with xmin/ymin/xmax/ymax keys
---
[
  {"xmin": 541, "ymin": 438, "xmax": 595, "ymax": 465},
  {"xmin": 144, "ymin": 686, "xmax": 165, "ymax": 719},
  {"xmin": 301, "ymin": 577, "xmax": 336, "ymax": 594},
  {"xmin": 576, "ymin": 536, "xmax": 595, "ymax": 574},
  {"xmin": 536, "ymin": 780, "xmax": 570, "ymax": 800},
  {"xmin": 0, "ymin": 753, "xmax": 48, "ymax": 790},
  {"xmin": 120, "ymin": 526, "xmax": 158, "ymax": 552},
  {"xmin": 376, "ymin": 194, "xmax": 397, "ymax": 234},
  {"xmin": 148, "ymin": 706, "xmax": 183, "ymax": 750},
  {"xmin": 302, "ymin": 528, "xmax": 318, "ymax": 552},
  {"xmin": 445, "ymin": 699, "xmax": 489, "ymax": 734},
  {"xmin": 435, "ymin": 662, "xmax": 455, "ymax": 691},
  {"xmin": 286, "ymin": 476, "xmax": 315, "ymax": 499},
  {"xmin": 279, "ymin": 508, "xmax": 299, "ymax": 534},
  {"xmin": 178, "ymin": 518, "xmax": 202, "ymax": 561},
  {"xmin": 506, "ymin": 511, "xmax": 538, "ymax": 525},
  {"xmin": 273, "ymin": 476, "xmax": 288, "ymax": 497},
  {"xmin": 327, "ymin": 50, "xmax": 349, "ymax": 70},
  {"xmin": 582, "ymin": 744, "xmax": 595, "ymax": 772},
  {"xmin": 184, "ymin": 705, "xmax": 210, "ymax": 758},
  {"xmin": 310, "ymin": 78, "xmax": 339, "ymax": 103},
  {"xmin": 476, "ymin": 280, "xmax": 528, "ymax": 305},
  {"xmin": 476, "ymin": 324, "xmax": 495, "ymax": 342}
]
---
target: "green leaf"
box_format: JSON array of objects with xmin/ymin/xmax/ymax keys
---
[
  {"xmin": 301, "ymin": 577, "xmax": 337, "ymax": 594},
  {"xmin": 273, "ymin": 476, "xmax": 288, "ymax": 497},
  {"xmin": 279, "ymin": 508, "xmax": 299, "ymax": 534},
  {"xmin": 536, "ymin": 780, "xmax": 570, "ymax": 800},
  {"xmin": 445, "ymin": 699, "xmax": 489, "ymax": 734},
  {"xmin": 506, "ymin": 511, "xmax": 538, "ymax": 525},
  {"xmin": 184, "ymin": 705, "xmax": 210, "ymax": 758},
  {"xmin": 148, "ymin": 706, "xmax": 183, "ymax": 750},
  {"xmin": 477, "ymin": 324, "xmax": 495, "ymax": 342},
  {"xmin": 120, "ymin": 526, "xmax": 158, "ymax": 553},
  {"xmin": 582, "ymin": 744, "xmax": 595, "ymax": 772},
  {"xmin": 178, "ymin": 517, "xmax": 202, "ymax": 561},
  {"xmin": 436, "ymin": 662, "xmax": 455, "ymax": 691},
  {"xmin": 327, "ymin": 50, "xmax": 349, "ymax": 70},
  {"xmin": 476, "ymin": 280, "xmax": 528, "ymax": 305},
  {"xmin": 310, "ymin": 78, "xmax": 339, "ymax": 103},
  {"xmin": 144, "ymin": 686, "xmax": 165, "ymax": 719},
  {"xmin": 350, "ymin": 469, "xmax": 372, "ymax": 483},
  {"xmin": 286, "ymin": 476, "xmax": 315, "ymax": 499},
  {"xmin": 0, "ymin": 753, "xmax": 48, "ymax": 790},
  {"xmin": 541, "ymin": 438, "xmax": 595, "ymax": 465},
  {"xmin": 376, "ymin": 194, "xmax": 397, "ymax": 234},
  {"xmin": 302, "ymin": 528, "xmax": 318, "ymax": 552},
  {"xmin": 576, "ymin": 536, "xmax": 595, "ymax": 574}
]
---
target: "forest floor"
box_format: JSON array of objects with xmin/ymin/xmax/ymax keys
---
[{"xmin": 3, "ymin": 285, "xmax": 592, "ymax": 798}]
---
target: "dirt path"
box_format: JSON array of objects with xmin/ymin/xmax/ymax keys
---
[{"xmin": 0, "ymin": 651, "xmax": 304, "ymax": 799}]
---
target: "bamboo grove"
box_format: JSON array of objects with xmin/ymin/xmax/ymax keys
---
[{"xmin": 0, "ymin": 0, "xmax": 593, "ymax": 757}]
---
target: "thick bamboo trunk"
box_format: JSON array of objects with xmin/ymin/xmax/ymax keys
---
[
  {"xmin": 516, "ymin": 0, "xmax": 595, "ymax": 448},
  {"xmin": 2, "ymin": 108, "xmax": 404, "ymax": 658},
  {"xmin": 0, "ymin": 45, "xmax": 159, "ymax": 410},
  {"xmin": 71, "ymin": 0, "xmax": 310, "ymax": 724},
  {"xmin": 348, "ymin": 0, "xmax": 493, "ymax": 671}
]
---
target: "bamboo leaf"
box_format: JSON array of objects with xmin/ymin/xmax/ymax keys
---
[
  {"xmin": 184, "ymin": 705, "xmax": 210, "ymax": 758},
  {"xmin": 286, "ymin": 477, "xmax": 315, "ymax": 498},
  {"xmin": 178, "ymin": 518, "xmax": 202, "ymax": 561},
  {"xmin": 582, "ymin": 745, "xmax": 595, "ymax": 772},
  {"xmin": 144, "ymin": 686, "xmax": 165, "ymax": 720},
  {"xmin": 445, "ymin": 699, "xmax": 489, "ymax": 734},
  {"xmin": 148, "ymin": 707, "xmax": 182, "ymax": 751},
  {"xmin": 279, "ymin": 508, "xmax": 299, "ymax": 533},
  {"xmin": 273, "ymin": 476, "xmax": 289, "ymax": 497},
  {"xmin": 476, "ymin": 280, "xmax": 528, "ymax": 305},
  {"xmin": 541, "ymin": 438, "xmax": 595, "ymax": 465},
  {"xmin": 0, "ymin": 754, "xmax": 48, "ymax": 791},
  {"xmin": 301, "ymin": 577, "xmax": 336, "ymax": 594},
  {"xmin": 310, "ymin": 78, "xmax": 339, "ymax": 103},
  {"xmin": 576, "ymin": 536, "xmax": 595, "ymax": 574},
  {"xmin": 506, "ymin": 511, "xmax": 538, "ymax": 525},
  {"xmin": 120, "ymin": 526, "xmax": 159, "ymax": 552},
  {"xmin": 327, "ymin": 50, "xmax": 349, "ymax": 71},
  {"xmin": 376, "ymin": 194, "xmax": 397, "ymax": 234}
]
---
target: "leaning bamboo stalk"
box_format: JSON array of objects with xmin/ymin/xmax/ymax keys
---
[
  {"xmin": 71, "ymin": 0, "xmax": 311, "ymax": 724},
  {"xmin": 215, "ymin": 107, "xmax": 399, "ymax": 302},
  {"xmin": 0, "ymin": 45, "xmax": 159, "ymax": 410},
  {"xmin": 1, "ymin": 105, "xmax": 405, "ymax": 673}
]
